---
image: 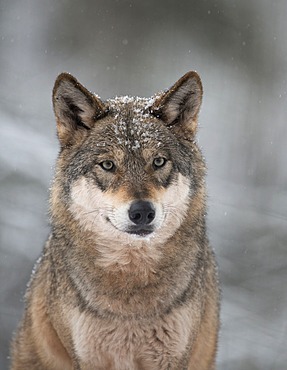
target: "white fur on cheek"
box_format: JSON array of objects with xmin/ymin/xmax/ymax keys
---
[
  {"xmin": 158, "ymin": 173, "xmax": 190, "ymax": 237},
  {"xmin": 69, "ymin": 177, "xmax": 137, "ymax": 243},
  {"xmin": 69, "ymin": 177, "xmax": 112, "ymax": 233}
]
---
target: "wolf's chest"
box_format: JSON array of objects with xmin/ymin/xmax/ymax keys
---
[{"xmin": 70, "ymin": 307, "xmax": 192, "ymax": 370}]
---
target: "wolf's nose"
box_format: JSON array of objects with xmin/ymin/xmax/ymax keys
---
[{"xmin": 128, "ymin": 201, "xmax": 156, "ymax": 225}]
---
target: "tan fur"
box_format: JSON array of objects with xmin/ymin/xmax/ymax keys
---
[{"xmin": 11, "ymin": 71, "xmax": 220, "ymax": 370}]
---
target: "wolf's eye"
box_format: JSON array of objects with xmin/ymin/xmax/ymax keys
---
[
  {"xmin": 153, "ymin": 157, "xmax": 166, "ymax": 169},
  {"xmin": 100, "ymin": 160, "xmax": 115, "ymax": 171}
]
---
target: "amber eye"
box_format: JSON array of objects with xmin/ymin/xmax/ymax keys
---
[
  {"xmin": 100, "ymin": 160, "xmax": 115, "ymax": 171},
  {"xmin": 153, "ymin": 157, "xmax": 166, "ymax": 169}
]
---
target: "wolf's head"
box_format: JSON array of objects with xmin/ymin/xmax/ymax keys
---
[{"xmin": 51, "ymin": 72, "xmax": 205, "ymax": 255}]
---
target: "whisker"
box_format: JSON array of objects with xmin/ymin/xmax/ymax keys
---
[
  {"xmin": 164, "ymin": 206, "xmax": 185, "ymax": 223},
  {"xmin": 83, "ymin": 210, "xmax": 100, "ymax": 215},
  {"xmin": 83, "ymin": 206, "xmax": 114, "ymax": 216}
]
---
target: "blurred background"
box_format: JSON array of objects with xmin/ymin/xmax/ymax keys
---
[{"xmin": 1, "ymin": 0, "xmax": 286, "ymax": 369}]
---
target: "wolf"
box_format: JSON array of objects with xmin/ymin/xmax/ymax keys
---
[{"xmin": 11, "ymin": 71, "xmax": 220, "ymax": 370}]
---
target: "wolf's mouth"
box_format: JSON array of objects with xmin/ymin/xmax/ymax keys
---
[
  {"xmin": 127, "ymin": 228, "xmax": 154, "ymax": 237},
  {"xmin": 106, "ymin": 217, "xmax": 154, "ymax": 237}
]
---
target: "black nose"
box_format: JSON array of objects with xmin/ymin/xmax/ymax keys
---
[{"xmin": 128, "ymin": 201, "xmax": 156, "ymax": 225}]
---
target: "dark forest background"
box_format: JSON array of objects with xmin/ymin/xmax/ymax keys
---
[{"xmin": 1, "ymin": 0, "xmax": 287, "ymax": 369}]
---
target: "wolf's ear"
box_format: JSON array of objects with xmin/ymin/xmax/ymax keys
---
[
  {"xmin": 150, "ymin": 71, "xmax": 202, "ymax": 138},
  {"xmin": 52, "ymin": 73, "xmax": 107, "ymax": 147}
]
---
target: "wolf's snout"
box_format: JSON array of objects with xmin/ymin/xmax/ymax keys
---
[{"xmin": 128, "ymin": 201, "xmax": 155, "ymax": 225}]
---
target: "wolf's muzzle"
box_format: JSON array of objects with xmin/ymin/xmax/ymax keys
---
[{"xmin": 128, "ymin": 201, "xmax": 155, "ymax": 226}]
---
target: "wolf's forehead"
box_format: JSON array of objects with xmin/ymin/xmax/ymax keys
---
[
  {"xmin": 106, "ymin": 95, "xmax": 165, "ymax": 150},
  {"xmin": 107, "ymin": 95, "xmax": 156, "ymax": 122}
]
